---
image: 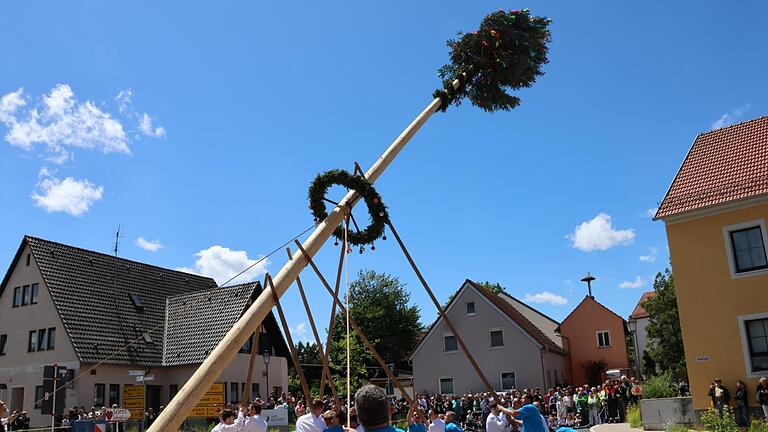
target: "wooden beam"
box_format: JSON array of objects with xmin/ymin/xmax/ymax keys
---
[
  {"xmin": 293, "ymin": 240, "xmax": 413, "ymax": 405},
  {"xmin": 286, "ymin": 247, "xmax": 340, "ymax": 405},
  {"xmin": 266, "ymin": 274, "xmax": 313, "ymax": 404},
  {"xmin": 387, "ymin": 220, "xmax": 500, "ymax": 402},
  {"xmin": 146, "ymin": 79, "xmax": 459, "ymax": 432},
  {"xmin": 320, "ymin": 234, "xmax": 346, "ymax": 397},
  {"xmin": 242, "ymin": 329, "xmax": 261, "ymax": 403}
]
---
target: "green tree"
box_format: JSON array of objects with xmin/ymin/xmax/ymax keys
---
[
  {"xmin": 641, "ymin": 350, "xmax": 657, "ymax": 378},
  {"xmin": 329, "ymin": 332, "xmax": 374, "ymax": 397},
  {"xmin": 288, "ymin": 341, "xmax": 323, "ymax": 396},
  {"xmin": 644, "ymin": 269, "xmax": 687, "ymax": 378},
  {"xmin": 445, "ymin": 280, "xmax": 508, "ymax": 306},
  {"xmin": 331, "ymin": 270, "xmax": 424, "ymax": 370}
]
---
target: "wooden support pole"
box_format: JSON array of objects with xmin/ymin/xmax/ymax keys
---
[
  {"xmin": 266, "ymin": 274, "xmax": 313, "ymax": 404},
  {"xmin": 242, "ymin": 329, "xmax": 261, "ymax": 403},
  {"xmin": 286, "ymin": 247, "xmax": 340, "ymax": 405},
  {"xmin": 320, "ymin": 234, "xmax": 346, "ymax": 397},
  {"xmin": 147, "ymin": 79, "xmax": 457, "ymax": 432},
  {"xmin": 386, "ymin": 220, "xmax": 500, "ymax": 402},
  {"xmin": 293, "ymin": 240, "xmax": 413, "ymax": 405}
]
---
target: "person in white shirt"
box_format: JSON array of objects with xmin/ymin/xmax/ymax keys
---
[
  {"xmin": 295, "ymin": 400, "xmax": 326, "ymax": 432},
  {"xmin": 486, "ymin": 402, "xmax": 513, "ymax": 432},
  {"xmin": 212, "ymin": 409, "xmax": 241, "ymax": 432},
  {"xmin": 427, "ymin": 410, "xmax": 445, "ymax": 432},
  {"xmin": 248, "ymin": 403, "xmax": 269, "ymax": 432}
]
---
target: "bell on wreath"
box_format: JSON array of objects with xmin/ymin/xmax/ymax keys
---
[
  {"xmin": 334, "ymin": 239, "xmax": 339, "ymax": 246},
  {"xmin": 347, "ymin": 245, "xmax": 352, "ymax": 254},
  {"xmin": 359, "ymin": 245, "xmax": 365, "ymax": 254},
  {"xmin": 370, "ymin": 244, "xmax": 376, "ymax": 251}
]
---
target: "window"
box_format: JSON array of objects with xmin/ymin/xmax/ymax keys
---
[
  {"xmin": 109, "ymin": 384, "xmax": 120, "ymax": 407},
  {"xmin": 500, "ymin": 372, "xmax": 516, "ymax": 390},
  {"xmin": 37, "ymin": 328, "xmax": 47, "ymax": 352},
  {"xmin": 597, "ymin": 331, "xmax": 611, "ymax": 348},
  {"xmin": 170, "ymin": 384, "xmax": 179, "ymax": 401},
  {"xmin": 30, "ymin": 283, "xmax": 39, "ymax": 305},
  {"xmin": 252, "ymin": 383, "xmax": 259, "ymax": 399},
  {"xmin": 22, "ymin": 285, "xmax": 30, "ymax": 306},
  {"xmin": 730, "ymin": 226, "xmax": 768, "ymax": 273},
  {"xmin": 0, "ymin": 334, "xmax": 6, "ymax": 356},
  {"xmin": 128, "ymin": 293, "xmax": 144, "ymax": 309},
  {"xmin": 47, "ymin": 328, "xmax": 55, "ymax": 350},
  {"xmin": 230, "ymin": 382, "xmax": 241, "ymax": 404},
  {"xmin": 466, "ymin": 302, "xmax": 476, "ymax": 315},
  {"xmin": 439, "ymin": 378, "xmax": 454, "ymax": 395},
  {"xmin": 746, "ymin": 318, "xmax": 768, "ymax": 372},
  {"xmin": 13, "ymin": 287, "xmax": 21, "ymax": 307},
  {"xmin": 490, "ymin": 329, "xmax": 504, "ymax": 348},
  {"xmin": 35, "ymin": 386, "xmax": 44, "ymax": 409},
  {"xmin": 443, "ymin": 335, "xmax": 457, "ymax": 352},
  {"xmin": 26, "ymin": 254, "xmax": 31, "ymax": 266},
  {"xmin": 94, "ymin": 384, "xmax": 105, "ymax": 407},
  {"xmin": 28, "ymin": 330, "xmax": 37, "ymax": 352}
]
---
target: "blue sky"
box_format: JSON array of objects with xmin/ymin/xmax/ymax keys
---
[{"xmin": 1, "ymin": 1, "xmax": 767, "ymax": 344}]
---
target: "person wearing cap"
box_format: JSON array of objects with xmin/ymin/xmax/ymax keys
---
[{"xmin": 354, "ymin": 385, "xmax": 403, "ymax": 432}]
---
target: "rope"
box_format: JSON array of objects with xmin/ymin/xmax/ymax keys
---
[
  {"xmin": 21, "ymin": 222, "xmax": 319, "ymax": 415},
  {"xmin": 344, "ymin": 217, "xmax": 351, "ymax": 425}
]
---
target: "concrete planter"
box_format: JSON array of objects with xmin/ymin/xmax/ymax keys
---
[{"xmin": 640, "ymin": 397, "xmax": 698, "ymax": 430}]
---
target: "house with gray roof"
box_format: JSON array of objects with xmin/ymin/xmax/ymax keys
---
[
  {"xmin": 408, "ymin": 280, "xmax": 568, "ymax": 395},
  {"xmin": 0, "ymin": 236, "xmax": 289, "ymax": 426}
]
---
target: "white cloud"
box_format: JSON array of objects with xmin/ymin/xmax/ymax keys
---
[
  {"xmin": 178, "ymin": 245, "xmax": 269, "ymax": 285},
  {"xmin": 712, "ymin": 105, "xmax": 750, "ymax": 130},
  {"xmin": 136, "ymin": 237, "xmax": 163, "ymax": 252},
  {"xmin": 619, "ymin": 276, "xmax": 644, "ymax": 289},
  {"xmin": 115, "ymin": 89, "xmax": 133, "ymax": 114},
  {"xmin": 290, "ymin": 322, "xmax": 311, "ymax": 342},
  {"xmin": 523, "ymin": 291, "xmax": 568, "ymax": 305},
  {"xmin": 568, "ymin": 213, "xmax": 636, "ymax": 252},
  {"xmin": 31, "ymin": 167, "xmax": 104, "ymax": 216},
  {"xmin": 639, "ymin": 246, "xmax": 658, "ymax": 263},
  {"xmin": 645, "ymin": 208, "xmax": 658, "ymax": 218},
  {"xmin": 139, "ymin": 113, "xmax": 166, "ymax": 138},
  {"xmin": 0, "ymin": 85, "xmax": 129, "ymax": 163}
]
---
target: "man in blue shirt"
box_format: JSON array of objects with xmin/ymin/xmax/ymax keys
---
[
  {"xmin": 354, "ymin": 385, "xmax": 404, "ymax": 432},
  {"xmin": 444, "ymin": 412, "xmax": 464, "ymax": 432},
  {"xmin": 510, "ymin": 395, "xmax": 546, "ymax": 432}
]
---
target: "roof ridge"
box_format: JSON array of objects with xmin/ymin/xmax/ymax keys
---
[
  {"xmin": 499, "ymin": 292, "xmax": 561, "ymax": 326},
  {"xmin": 167, "ymin": 281, "xmax": 259, "ymax": 300},
  {"xmin": 698, "ymin": 114, "xmax": 768, "ymax": 137},
  {"xmin": 26, "ymin": 235, "xmax": 216, "ymax": 284}
]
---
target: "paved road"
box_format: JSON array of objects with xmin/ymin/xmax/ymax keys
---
[{"xmin": 590, "ymin": 423, "xmax": 641, "ymax": 432}]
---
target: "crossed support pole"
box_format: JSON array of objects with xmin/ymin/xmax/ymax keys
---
[{"xmin": 294, "ymin": 240, "xmax": 414, "ymax": 405}]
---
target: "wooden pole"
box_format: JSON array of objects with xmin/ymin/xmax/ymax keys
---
[
  {"xmin": 147, "ymin": 81, "xmax": 455, "ymax": 432},
  {"xmin": 242, "ymin": 329, "xmax": 261, "ymax": 403},
  {"xmin": 266, "ymin": 274, "xmax": 313, "ymax": 404},
  {"xmin": 386, "ymin": 220, "xmax": 500, "ymax": 402},
  {"xmin": 293, "ymin": 240, "xmax": 414, "ymax": 405},
  {"xmin": 320, "ymin": 235, "xmax": 346, "ymax": 397},
  {"xmin": 286, "ymin": 247, "xmax": 340, "ymax": 405}
]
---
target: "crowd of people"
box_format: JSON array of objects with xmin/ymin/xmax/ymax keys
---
[{"xmin": 707, "ymin": 376, "xmax": 768, "ymax": 426}]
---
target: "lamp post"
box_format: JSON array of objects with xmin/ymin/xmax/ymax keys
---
[
  {"xmin": 263, "ymin": 351, "xmax": 271, "ymax": 400},
  {"xmin": 627, "ymin": 319, "xmax": 642, "ymax": 380}
]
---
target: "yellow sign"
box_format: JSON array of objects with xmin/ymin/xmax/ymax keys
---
[
  {"xmin": 129, "ymin": 409, "xmax": 144, "ymax": 420},
  {"xmin": 123, "ymin": 398, "xmax": 144, "ymax": 409},
  {"xmin": 188, "ymin": 382, "xmax": 225, "ymax": 418},
  {"xmin": 123, "ymin": 385, "xmax": 144, "ymax": 398}
]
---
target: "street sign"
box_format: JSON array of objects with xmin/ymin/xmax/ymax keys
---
[
  {"xmin": 144, "ymin": 374, "xmax": 155, "ymax": 381},
  {"xmin": 188, "ymin": 383, "xmax": 225, "ymax": 418},
  {"xmin": 105, "ymin": 408, "xmax": 132, "ymax": 421},
  {"xmin": 128, "ymin": 370, "xmax": 145, "ymax": 376}
]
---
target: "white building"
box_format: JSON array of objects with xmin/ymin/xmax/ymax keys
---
[
  {"xmin": 0, "ymin": 236, "xmax": 289, "ymax": 427},
  {"xmin": 628, "ymin": 291, "xmax": 656, "ymax": 373},
  {"xmin": 409, "ymin": 280, "xmax": 568, "ymax": 394}
]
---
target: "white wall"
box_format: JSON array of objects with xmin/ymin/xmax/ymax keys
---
[{"xmin": 411, "ymin": 283, "xmax": 558, "ymax": 394}]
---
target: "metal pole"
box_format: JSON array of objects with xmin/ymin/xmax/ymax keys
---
[
  {"xmin": 147, "ymin": 80, "xmax": 457, "ymax": 432},
  {"xmin": 51, "ymin": 364, "xmax": 57, "ymax": 432}
]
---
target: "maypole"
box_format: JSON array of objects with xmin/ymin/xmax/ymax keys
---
[{"xmin": 147, "ymin": 9, "xmax": 550, "ymax": 432}]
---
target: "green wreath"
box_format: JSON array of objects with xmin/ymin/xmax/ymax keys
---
[{"xmin": 308, "ymin": 169, "xmax": 388, "ymax": 246}]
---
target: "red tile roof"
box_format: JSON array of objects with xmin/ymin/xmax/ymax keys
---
[
  {"xmin": 655, "ymin": 116, "xmax": 768, "ymax": 219},
  {"xmin": 628, "ymin": 291, "xmax": 656, "ymax": 320}
]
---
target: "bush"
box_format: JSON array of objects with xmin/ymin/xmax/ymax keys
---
[
  {"xmin": 701, "ymin": 407, "xmax": 738, "ymax": 432},
  {"xmin": 627, "ymin": 403, "xmax": 642, "ymax": 428},
  {"xmin": 751, "ymin": 419, "xmax": 768, "ymax": 432},
  {"xmin": 642, "ymin": 371, "xmax": 679, "ymax": 399},
  {"xmin": 665, "ymin": 424, "xmax": 689, "ymax": 432}
]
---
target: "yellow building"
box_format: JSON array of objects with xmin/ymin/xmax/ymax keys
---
[{"xmin": 655, "ymin": 116, "xmax": 768, "ymax": 410}]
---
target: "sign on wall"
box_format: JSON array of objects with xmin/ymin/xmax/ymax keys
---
[{"xmin": 187, "ymin": 382, "xmax": 225, "ymax": 418}]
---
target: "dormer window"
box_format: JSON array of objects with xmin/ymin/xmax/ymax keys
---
[{"xmin": 128, "ymin": 293, "xmax": 144, "ymax": 311}]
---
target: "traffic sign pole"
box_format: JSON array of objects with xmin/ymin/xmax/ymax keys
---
[{"xmin": 51, "ymin": 363, "xmax": 56, "ymax": 432}]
